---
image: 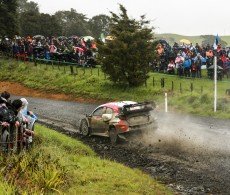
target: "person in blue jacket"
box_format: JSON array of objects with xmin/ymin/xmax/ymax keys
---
[{"xmin": 183, "ymin": 57, "xmax": 192, "ymax": 77}]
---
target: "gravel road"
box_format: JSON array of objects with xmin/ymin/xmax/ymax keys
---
[{"xmin": 13, "ymin": 95, "xmax": 230, "ymax": 195}]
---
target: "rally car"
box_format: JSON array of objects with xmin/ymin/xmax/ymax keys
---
[{"xmin": 79, "ymin": 101, "xmax": 157, "ymax": 144}]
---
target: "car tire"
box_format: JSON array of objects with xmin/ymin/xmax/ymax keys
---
[
  {"xmin": 109, "ymin": 127, "xmax": 118, "ymax": 144},
  {"xmin": 80, "ymin": 119, "xmax": 89, "ymax": 136}
]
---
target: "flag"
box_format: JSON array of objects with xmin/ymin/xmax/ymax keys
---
[{"xmin": 213, "ymin": 34, "xmax": 218, "ymax": 50}]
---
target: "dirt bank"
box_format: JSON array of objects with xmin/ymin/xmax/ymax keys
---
[{"xmin": 0, "ymin": 81, "xmax": 103, "ymax": 103}]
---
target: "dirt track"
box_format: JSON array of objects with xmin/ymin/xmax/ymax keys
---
[{"xmin": 1, "ymin": 81, "xmax": 230, "ymax": 195}]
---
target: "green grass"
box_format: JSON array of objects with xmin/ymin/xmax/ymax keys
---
[
  {"xmin": 0, "ymin": 124, "xmax": 172, "ymax": 194},
  {"xmin": 0, "ymin": 57, "xmax": 229, "ymax": 119},
  {"xmin": 0, "ymin": 56, "xmax": 228, "ymax": 194}
]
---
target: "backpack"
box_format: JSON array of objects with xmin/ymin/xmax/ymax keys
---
[{"xmin": 0, "ymin": 105, "xmax": 16, "ymax": 124}]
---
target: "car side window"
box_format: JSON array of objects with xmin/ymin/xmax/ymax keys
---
[
  {"xmin": 93, "ymin": 107, "xmax": 104, "ymax": 116},
  {"xmin": 105, "ymin": 107, "xmax": 113, "ymax": 114}
]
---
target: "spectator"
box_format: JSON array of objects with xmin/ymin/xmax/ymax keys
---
[
  {"xmin": 49, "ymin": 42, "xmax": 57, "ymax": 53},
  {"xmin": 194, "ymin": 53, "xmax": 203, "ymax": 78},
  {"xmin": 191, "ymin": 63, "xmax": 197, "ymax": 78},
  {"xmin": 167, "ymin": 60, "xmax": 175, "ymax": 74},
  {"xmin": 217, "ymin": 56, "xmax": 223, "ymax": 67},
  {"xmin": 1, "ymin": 91, "xmax": 11, "ymax": 102},
  {"xmin": 195, "ymin": 43, "xmax": 201, "ymax": 53},
  {"xmin": 183, "ymin": 57, "xmax": 192, "ymax": 77},
  {"xmin": 175, "ymin": 53, "xmax": 184, "ymax": 76},
  {"xmin": 206, "ymin": 50, "xmax": 214, "ymax": 58}
]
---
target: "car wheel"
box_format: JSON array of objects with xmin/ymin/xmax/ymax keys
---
[
  {"xmin": 80, "ymin": 119, "xmax": 89, "ymax": 136},
  {"xmin": 109, "ymin": 127, "xmax": 118, "ymax": 144}
]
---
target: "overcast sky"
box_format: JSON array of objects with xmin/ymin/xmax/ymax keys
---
[{"xmin": 32, "ymin": 0, "xmax": 229, "ymax": 36}]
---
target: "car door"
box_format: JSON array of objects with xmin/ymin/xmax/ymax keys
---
[
  {"xmin": 91, "ymin": 106, "xmax": 106, "ymax": 134},
  {"xmin": 91, "ymin": 106, "xmax": 113, "ymax": 134},
  {"xmin": 97, "ymin": 107, "xmax": 113, "ymax": 134}
]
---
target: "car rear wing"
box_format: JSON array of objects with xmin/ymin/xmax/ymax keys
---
[{"xmin": 119, "ymin": 101, "xmax": 156, "ymax": 115}]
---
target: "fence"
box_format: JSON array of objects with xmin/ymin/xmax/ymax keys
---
[
  {"xmin": 0, "ymin": 124, "xmax": 25, "ymax": 154},
  {"xmin": 1, "ymin": 50, "xmax": 229, "ymax": 95}
]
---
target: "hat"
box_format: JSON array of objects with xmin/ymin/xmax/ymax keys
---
[{"xmin": 20, "ymin": 98, "xmax": 28, "ymax": 106}]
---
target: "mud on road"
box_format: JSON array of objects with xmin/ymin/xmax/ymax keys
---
[{"xmin": 1, "ymin": 82, "xmax": 230, "ymax": 195}]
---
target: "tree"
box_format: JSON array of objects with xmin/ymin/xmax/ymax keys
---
[
  {"xmin": 88, "ymin": 14, "xmax": 111, "ymax": 38},
  {"xmin": 39, "ymin": 14, "xmax": 62, "ymax": 37},
  {"xmin": 0, "ymin": 0, "xmax": 19, "ymax": 38},
  {"xmin": 98, "ymin": 4, "xmax": 156, "ymax": 87},
  {"xmin": 54, "ymin": 9, "xmax": 91, "ymax": 37},
  {"xmin": 18, "ymin": 1, "xmax": 40, "ymax": 36}
]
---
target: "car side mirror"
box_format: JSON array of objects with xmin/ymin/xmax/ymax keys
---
[{"xmin": 102, "ymin": 114, "xmax": 112, "ymax": 122}]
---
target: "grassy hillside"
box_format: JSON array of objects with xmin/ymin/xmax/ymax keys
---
[
  {"xmin": 0, "ymin": 58, "xmax": 229, "ymax": 119},
  {"xmin": 0, "ymin": 124, "xmax": 172, "ymax": 194},
  {"xmin": 155, "ymin": 33, "xmax": 230, "ymax": 46}
]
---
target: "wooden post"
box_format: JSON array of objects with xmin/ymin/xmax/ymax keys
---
[
  {"xmin": 190, "ymin": 83, "xmax": 193, "ymax": 92},
  {"xmin": 171, "ymin": 81, "xmax": 174, "ymax": 90},
  {"xmin": 83, "ymin": 68, "xmax": 85, "ymax": 75},
  {"xmin": 161, "ymin": 78, "xmax": 165, "ymax": 88},
  {"xmin": 153, "ymin": 77, "xmax": 155, "ymax": 87},
  {"xmin": 70, "ymin": 66, "xmax": 74, "ymax": 75},
  {"xmin": 63, "ymin": 64, "xmax": 66, "ymax": 73},
  {"xmin": 180, "ymin": 83, "xmax": 182, "ymax": 93}
]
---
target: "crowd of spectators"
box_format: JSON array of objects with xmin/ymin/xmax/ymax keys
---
[
  {"xmin": 1, "ymin": 36, "xmax": 230, "ymax": 78},
  {"xmin": 0, "ymin": 35, "xmax": 98, "ymax": 67},
  {"xmin": 155, "ymin": 40, "xmax": 230, "ymax": 79}
]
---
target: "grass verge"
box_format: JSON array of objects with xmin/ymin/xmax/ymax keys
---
[
  {"xmin": 0, "ymin": 58, "xmax": 229, "ymax": 119},
  {"xmin": 0, "ymin": 124, "xmax": 172, "ymax": 194}
]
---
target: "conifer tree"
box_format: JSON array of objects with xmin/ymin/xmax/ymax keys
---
[
  {"xmin": 98, "ymin": 4, "xmax": 157, "ymax": 87},
  {"xmin": 0, "ymin": 0, "xmax": 18, "ymax": 38}
]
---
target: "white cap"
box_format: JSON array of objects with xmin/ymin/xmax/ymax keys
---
[{"xmin": 20, "ymin": 98, "xmax": 28, "ymax": 106}]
